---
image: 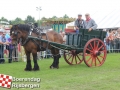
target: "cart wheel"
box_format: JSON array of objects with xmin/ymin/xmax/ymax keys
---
[
  {"xmin": 63, "ymin": 50, "xmax": 83, "ymax": 65},
  {"xmin": 83, "ymin": 38, "xmax": 107, "ymax": 67}
]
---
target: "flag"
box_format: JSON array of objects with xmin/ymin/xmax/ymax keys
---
[{"xmin": 0, "ymin": 74, "xmax": 12, "ymax": 89}]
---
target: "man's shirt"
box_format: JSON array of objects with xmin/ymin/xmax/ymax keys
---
[
  {"xmin": 84, "ymin": 19, "xmax": 97, "ymax": 30},
  {"xmin": 0, "ymin": 35, "xmax": 8, "ymax": 43},
  {"xmin": 74, "ymin": 19, "xmax": 85, "ymax": 29}
]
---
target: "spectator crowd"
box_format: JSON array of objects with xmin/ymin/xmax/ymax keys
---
[
  {"xmin": 0, "ymin": 30, "xmax": 18, "ymax": 64},
  {"xmin": 105, "ymin": 28, "xmax": 120, "ymax": 53}
]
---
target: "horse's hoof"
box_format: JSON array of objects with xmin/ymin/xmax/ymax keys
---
[
  {"xmin": 50, "ymin": 65, "xmax": 59, "ymax": 69},
  {"xmin": 50, "ymin": 66, "xmax": 54, "ymax": 69},
  {"xmin": 24, "ymin": 68, "xmax": 32, "ymax": 71},
  {"xmin": 56, "ymin": 65, "xmax": 59, "ymax": 69},
  {"xmin": 32, "ymin": 68, "xmax": 40, "ymax": 71}
]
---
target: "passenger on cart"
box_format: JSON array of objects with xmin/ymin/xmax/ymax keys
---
[
  {"xmin": 84, "ymin": 13, "xmax": 97, "ymax": 32},
  {"xmin": 74, "ymin": 14, "xmax": 85, "ymax": 33}
]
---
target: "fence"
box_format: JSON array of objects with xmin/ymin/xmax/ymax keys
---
[
  {"xmin": 0, "ymin": 44, "xmax": 21, "ymax": 63},
  {"xmin": 0, "ymin": 42, "xmax": 120, "ymax": 63},
  {"xmin": 0, "ymin": 44, "xmax": 63, "ymax": 63}
]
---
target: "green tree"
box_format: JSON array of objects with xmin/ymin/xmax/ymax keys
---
[
  {"xmin": 0, "ymin": 17, "xmax": 8, "ymax": 22},
  {"xmin": 63, "ymin": 14, "xmax": 69, "ymax": 18},
  {"xmin": 36, "ymin": 20, "xmax": 43, "ymax": 27},
  {"xmin": 10, "ymin": 17, "xmax": 24, "ymax": 25},
  {"xmin": 52, "ymin": 16, "xmax": 57, "ymax": 19},
  {"xmin": 24, "ymin": 15, "xmax": 35, "ymax": 23},
  {"xmin": 41, "ymin": 17, "xmax": 47, "ymax": 21}
]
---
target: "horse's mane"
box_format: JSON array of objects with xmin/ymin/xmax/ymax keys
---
[
  {"xmin": 17, "ymin": 24, "xmax": 30, "ymax": 32},
  {"xmin": 18, "ymin": 24, "xmax": 44, "ymax": 35},
  {"xmin": 11, "ymin": 24, "xmax": 44, "ymax": 35}
]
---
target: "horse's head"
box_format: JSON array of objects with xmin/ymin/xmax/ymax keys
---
[
  {"xmin": 10, "ymin": 24, "xmax": 30, "ymax": 44},
  {"xmin": 10, "ymin": 25, "xmax": 19, "ymax": 44}
]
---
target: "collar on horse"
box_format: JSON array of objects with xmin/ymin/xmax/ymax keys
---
[{"xmin": 20, "ymin": 27, "xmax": 33, "ymax": 46}]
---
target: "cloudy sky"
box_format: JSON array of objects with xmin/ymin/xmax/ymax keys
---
[{"xmin": 0, "ymin": 0, "xmax": 120, "ymax": 21}]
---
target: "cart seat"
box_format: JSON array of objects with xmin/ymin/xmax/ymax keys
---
[{"xmin": 65, "ymin": 28, "xmax": 76, "ymax": 33}]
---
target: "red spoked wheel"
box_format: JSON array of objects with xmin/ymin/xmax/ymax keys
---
[
  {"xmin": 83, "ymin": 38, "xmax": 107, "ymax": 67},
  {"xmin": 63, "ymin": 50, "xmax": 83, "ymax": 65}
]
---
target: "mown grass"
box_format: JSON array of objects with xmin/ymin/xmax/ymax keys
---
[{"xmin": 0, "ymin": 53, "xmax": 120, "ymax": 90}]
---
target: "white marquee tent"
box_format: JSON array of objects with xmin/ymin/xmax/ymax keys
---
[{"xmin": 66, "ymin": 9, "xmax": 120, "ymax": 29}]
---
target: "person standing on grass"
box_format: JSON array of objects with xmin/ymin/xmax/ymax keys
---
[
  {"xmin": 0, "ymin": 31, "xmax": 9, "ymax": 63},
  {"xmin": 0, "ymin": 30, "xmax": 5, "ymax": 63},
  {"xmin": 62, "ymin": 32, "xmax": 66, "ymax": 42},
  {"xmin": 105, "ymin": 30, "xmax": 110, "ymax": 53},
  {"xmin": 7, "ymin": 37, "xmax": 13, "ymax": 63},
  {"xmin": 116, "ymin": 29, "xmax": 120, "ymax": 52},
  {"xmin": 59, "ymin": 30, "xmax": 66, "ymax": 42},
  {"xmin": 4, "ymin": 32, "xmax": 13, "ymax": 63},
  {"xmin": 112, "ymin": 30, "xmax": 117, "ymax": 53},
  {"xmin": 108, "ymin": 30, "xmax": 115, "ymax": 53},
  {"xmin": 59, "ymin": 30, "xmax": 64, "ymax": 38}
]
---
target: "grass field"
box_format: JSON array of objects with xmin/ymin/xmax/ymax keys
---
[{"xmin": 0, "ymin": 53, "xmax": 120, "ymax": 90}]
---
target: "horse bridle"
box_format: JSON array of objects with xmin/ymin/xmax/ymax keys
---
[
  {"xmin": 10, "ymin": 30, "xmax": 20, "ymax": 46},
  {"xmin": 11, "ymin": 30, "xmax": 19, "ymax": 40},
  {"xmin": 11, "ymin": 24, "xmax": 34, "ymax": 46}
]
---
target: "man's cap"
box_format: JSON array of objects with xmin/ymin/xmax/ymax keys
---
[
  {"xmin": 78, "ymin": 14, "xmax": 82, "ymax": 16},
  {"xmin": 85, "ymin": 13, "xmax": 90, "ymax": 16}
]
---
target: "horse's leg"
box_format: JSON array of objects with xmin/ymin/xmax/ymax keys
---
[
  {"xmin": 32, "ymin": 52, "xmax": 39, "ymax": 71},
  {"xmin": 50, "ymin": 48, "xmax": 56, "ymax": 69},
  {"xmin": 50, "ymin": 48, "xmax": 61, "ymax": 69},
  {"xmin": 54, "ymin": 49, "xmax": 61, "ymax": 68},
  {"xmin": 25, "ymin": 51, "xmax": 32, "ymax": 71}
]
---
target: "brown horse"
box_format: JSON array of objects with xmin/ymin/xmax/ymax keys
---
[{"xmin": 10, "ymin": 24, "xmax": 63, "ymax": 71}]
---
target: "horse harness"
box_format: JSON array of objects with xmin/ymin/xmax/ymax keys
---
[{"xmin": 20, "ymin": 26, "xmax": 49, "ymax": 51}]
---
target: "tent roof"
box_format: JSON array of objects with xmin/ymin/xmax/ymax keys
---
[{"xmin": 66, "ymin": 9, "xmax": 120, "ymax": 29}]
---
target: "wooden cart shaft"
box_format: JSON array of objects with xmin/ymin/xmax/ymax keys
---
[{"xmin": 28, "ymin": 36, "xmax": 83, "ymax": 51}]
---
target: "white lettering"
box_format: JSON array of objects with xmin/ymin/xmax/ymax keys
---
[{"xmin": 12, "ymin": 83, "xmax": 19, "ymax": 89}]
